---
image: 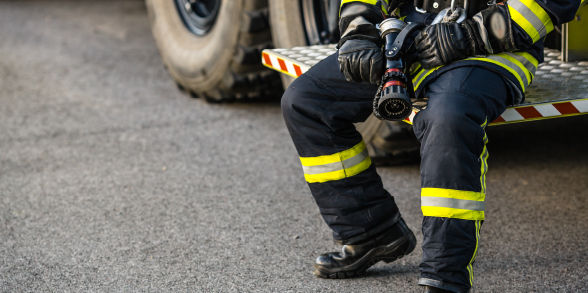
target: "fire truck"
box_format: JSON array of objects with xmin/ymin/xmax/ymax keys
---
[{"xmin": 145, "ymin": 0, "xmax": 587, "ymax": 163}]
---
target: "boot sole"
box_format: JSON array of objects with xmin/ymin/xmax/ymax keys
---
[{"xmin": 313, "ymin": 226, "xmax": 417, "ymax": 279}]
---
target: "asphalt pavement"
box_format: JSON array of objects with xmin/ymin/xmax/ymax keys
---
[{"xmin": 1, "ymin": 0, "xmax": 587, "ymax": 292}]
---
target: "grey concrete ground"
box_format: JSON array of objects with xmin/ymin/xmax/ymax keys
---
[{"xmin": 0, "ymin": 0, "xmax": 587, "ymax": 292}]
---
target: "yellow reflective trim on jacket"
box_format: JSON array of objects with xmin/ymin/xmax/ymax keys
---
[
  {"xmin": 412, "ymin": 65, "xmax": 441, "ymax": 91},
  {"xmin": 300, "ymin": 141, "xmax": 372, "ymax": 183},
  {"xmin": 467, "ymin": 53, "xmax": 530, "ymax": 90},
  {"xmin": 421, "ymin": 206, "xmax": 485, "ymax": 221},
  {"xmin": 421, "ymin": 188, "xmax": 486, "ymax": 202},
  {"xmin": 340, "ymin": 0, "xmax": 388, "ymax": 15},
  {"xmin": 508, "ymin": 0, "xmax": 554, "ymax": 43},
  {"xmin": 412, "ymin": 52, "xmax": 537, "ymax": 93},
  {"xmin": 502, "ymin": 53, "xmax": 532, "ymax": 84}
]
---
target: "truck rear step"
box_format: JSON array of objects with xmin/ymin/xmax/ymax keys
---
[{"xmin": 262, "ymin": 45, "xmax": 588, "ymax": 126}]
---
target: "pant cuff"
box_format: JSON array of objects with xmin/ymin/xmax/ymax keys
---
[
  {"xmin": 418, "ymin": 277, "xmax": 469, "ymax": 293},
  {"xmin": 335, "ymin": 213, "xmax": 401, "ymax": 245}
]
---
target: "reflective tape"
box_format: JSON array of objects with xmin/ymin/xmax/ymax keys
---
[
  {"xmin": 467, "ymin": 52, "xmax": 538, "ymax": 91},
  {"xmin": 421, "ymin": 206, "xmax": 485, "ymax": 221},
  {"xmin": 421, "ymin": 197, "xmax": 485, "ymax": 211},
  {"xmin": 421, "ymin": 188, "xmax": 486, "ymax": 221},
  {"xmin": 467, "ymin": 220, "xmax": 482, "ymax": 286},
  {"xmin": 340, "ymin": 0, "xmax": 389, "ymax": 15},
  {"xmin": 300, "ymin": 141, "xmax": 372, "ymax": 183},
  {"xmin": 480, "ymin": 119, "xmax": 489, "ymax": 194},
  {"xmin": 412, "ymin": 52, "xmax": 538, "ymax": 92},
  {"xmin": 412, "ymin": 66, "xmax": 440, "ymax": 91},
  {"xmin": 508, "ymin": 0, "xmax": 554, "ymax": 43}
]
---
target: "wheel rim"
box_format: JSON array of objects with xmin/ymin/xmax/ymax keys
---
[
  {"xmin": 300, "ymin": 0, "xmax": 340, "ymax": 45},
  {"xmin": 175, "ymin": 0, "xmax": 221, "ymax": 36}
]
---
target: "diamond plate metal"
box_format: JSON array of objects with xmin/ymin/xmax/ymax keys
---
[{"xmin": 527, "ymin": 48, "xmax": 588, "ymax": 104}]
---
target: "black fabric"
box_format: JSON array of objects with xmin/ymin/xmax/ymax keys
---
[
  {"xmin": 281, "ymin": 53, "xmax": 399, "ymax": 242},
  {"xmin": 414, "ymin": 67, "xmax": 509, "ymax": 292},
  {"xmin": 339, "ymin": 3, "xmax": 385, "ymax": 38},
  {"xmin": 281, "ymin": 52, "xmax": 512, "ymax": 290}
]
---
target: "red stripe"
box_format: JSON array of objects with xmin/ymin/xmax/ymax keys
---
[
  {"xmin": 386, "ymin": 68, "xmax": 401, "ymax": 73},
  {"xmin": 553, "ymin": 102, "xmax": 579, "ymax": 115},
  {"xmin": 278, "ymin": 58, "xmax": 288, "ymax": 72},
  {"xmin": 384, "ymin": 80, "xmax": 405, "ymax": 87},
  {"xmin": 492, "ymin": 116, "xmax": 506, "ymax": 123},
  {"xmin": 293, "ymin": 64, "xmax": 303, "ymax": 76},
  {"xmin": 515, "ymin": 106, "xmax": 542, "ymax": 119},
  {"xmin": 262, "ymin": 52, "xmax": 272, "ymax": 67}
]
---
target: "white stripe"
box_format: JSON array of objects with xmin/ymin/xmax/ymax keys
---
[
  {"xmin": 408, "ymin": 110, "xmax": 417, "ymax": 123},
  {"xmin": 534, "ymin": 104, "xmax": 561, "ymax": 117},
  {"xmin": 285, "ymin": 61, "xmax": 297, "ymax": 76},
  {"xmin": 298, "ymin": 64, "xmax": 310, "ymax": 75},
  {"xmin": 500, "ymin": 108, "xmax": 525, "ymax": 121},
  {"xmin": 571, "ymin": 100, "xmax": 588, "ymax": 112},
  {"xmin": 269, "ymin": 55, "xmax": 280, "ymax": 70}
]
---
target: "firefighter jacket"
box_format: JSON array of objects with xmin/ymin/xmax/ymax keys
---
[{"xmin": 339, "ymin": 0, "xmax": 583, "ymax": 103}]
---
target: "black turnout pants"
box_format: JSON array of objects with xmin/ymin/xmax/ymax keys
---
[{"xmin": 281, "ymin": 52, "xmax": 510, "ymax": 293}]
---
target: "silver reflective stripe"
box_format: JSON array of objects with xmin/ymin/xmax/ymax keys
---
[
  {"xmin": 302, "ymin": 149, "xmax": 369, "ymax": 175},
  {"xmin": 421, "ymin": 197, "xmax": 486, "ymax": 211},
  {"xmin": 509, "ymin": 0, "xmax": 547, "ymax": 38},
  {"xmin": 486, "ymin": 55, "xmax": 529, "ymax": 88},
  {"xmin": 506, "ymin": 52, "xmax": 537, "ymax": 77}
]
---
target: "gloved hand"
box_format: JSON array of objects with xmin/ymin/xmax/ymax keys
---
[
  {"xmin": 338, "ymin": 39, "xmax": 385, "ymax": 84},
  {"xmin": 414, "ymin": 6, "xmax": 517, "ymax": 69},
  {"xmin": 414, "ymin": 22, "xmax": 476, "ymax": 69}
]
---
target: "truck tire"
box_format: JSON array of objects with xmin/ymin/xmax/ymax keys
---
[
  {"xmin": 146, "ymin": 0, "xmax": 281, "ymax": 102},
  {"xmin": 268, "ymin": 0, "xmax": 419, "ymax": 165}
]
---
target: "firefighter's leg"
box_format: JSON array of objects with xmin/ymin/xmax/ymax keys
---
[
  {"xmin": 413, "ymin": 67, "xmax": 511, "ymax": 292},
  {"xmin": 281, "ymin": 53, "xmax": 415, "ymax": 277}
]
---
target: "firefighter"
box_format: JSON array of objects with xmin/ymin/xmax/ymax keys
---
[{"xmin": 281, "ymin": 0, "xmax": 581, "ymax": 292}]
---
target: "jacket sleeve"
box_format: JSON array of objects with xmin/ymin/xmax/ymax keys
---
[
  {"xmin": 337, "ymin": 1, "xmax": 390, "ymax": 46},
  {"xmin": 506, "ymin": 0, "xmax": 582, "ymax": 47}
]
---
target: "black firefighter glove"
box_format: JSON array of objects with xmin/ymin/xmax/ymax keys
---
[
  {"xmin": 338, "ymin": 39, "xmax": 385, "ymax": 84},
  {"xmin": 414, "ymin": 5, "xmax": 517, "ymax": 69},
  {"xmin": 337, "ymin": 3, "xmax": 388, "ymax": 84},
  {"xmin": 414, "ymin": 22, "xmax": 476, "ymax": 69}
]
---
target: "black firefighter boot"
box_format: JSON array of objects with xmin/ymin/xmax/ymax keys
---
[{"xmin": 314, "ymin": 217, "xmax": 416, "ymax": 278}]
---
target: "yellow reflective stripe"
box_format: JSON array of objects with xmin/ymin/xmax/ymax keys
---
[
  {"xmin": 421, "ymin": 206, "xmax": 485, "ymax": 221},
  {"xmin": 467, "ymin": 220, "xmax": 482, "ymax": 286},
  {"xmin": 468, "ymin": 54, "xmax": 525, "ymax": 90},
  {"xmin": 421, "ymin": 188, "xmax": 485, "ymax": 202},
  {"xmin": 480, "ymin": 119, "xmax": 489, "ymax": 194},
  {"xmin": 480, "ymin": 135, "xmax": 489, "ymax": 194},
  {"xmin": 340, "ymin": 0, "xmax": 388, "ymax": 15},
  {"xmin": 505, "ymin": 52, "xmax": 537, "ymax": 79},
  {"xmin": 508, "ymin": 0, "xmax": 554, "ymax": 43},
  {"xmin": 421, "ymin": 188, "xmax": 485, "ymax": 220},
  {"xmin": 502, "ymin": 53, "xmax": 532, "ymax": 84},
  {"xmin": 467, "ymin": 52, "xmax": 538, "ymax": 91},
  {"xmin": 300, "ymin": 141, "xmax": 365, "ymax": 166},
  {"xmin": 412, "ymin": 65, "xmax": 441, "ymax": 91},
  {"xmin": 300, "ymin": 141, "xmax": 372, "ymax": 183}
]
